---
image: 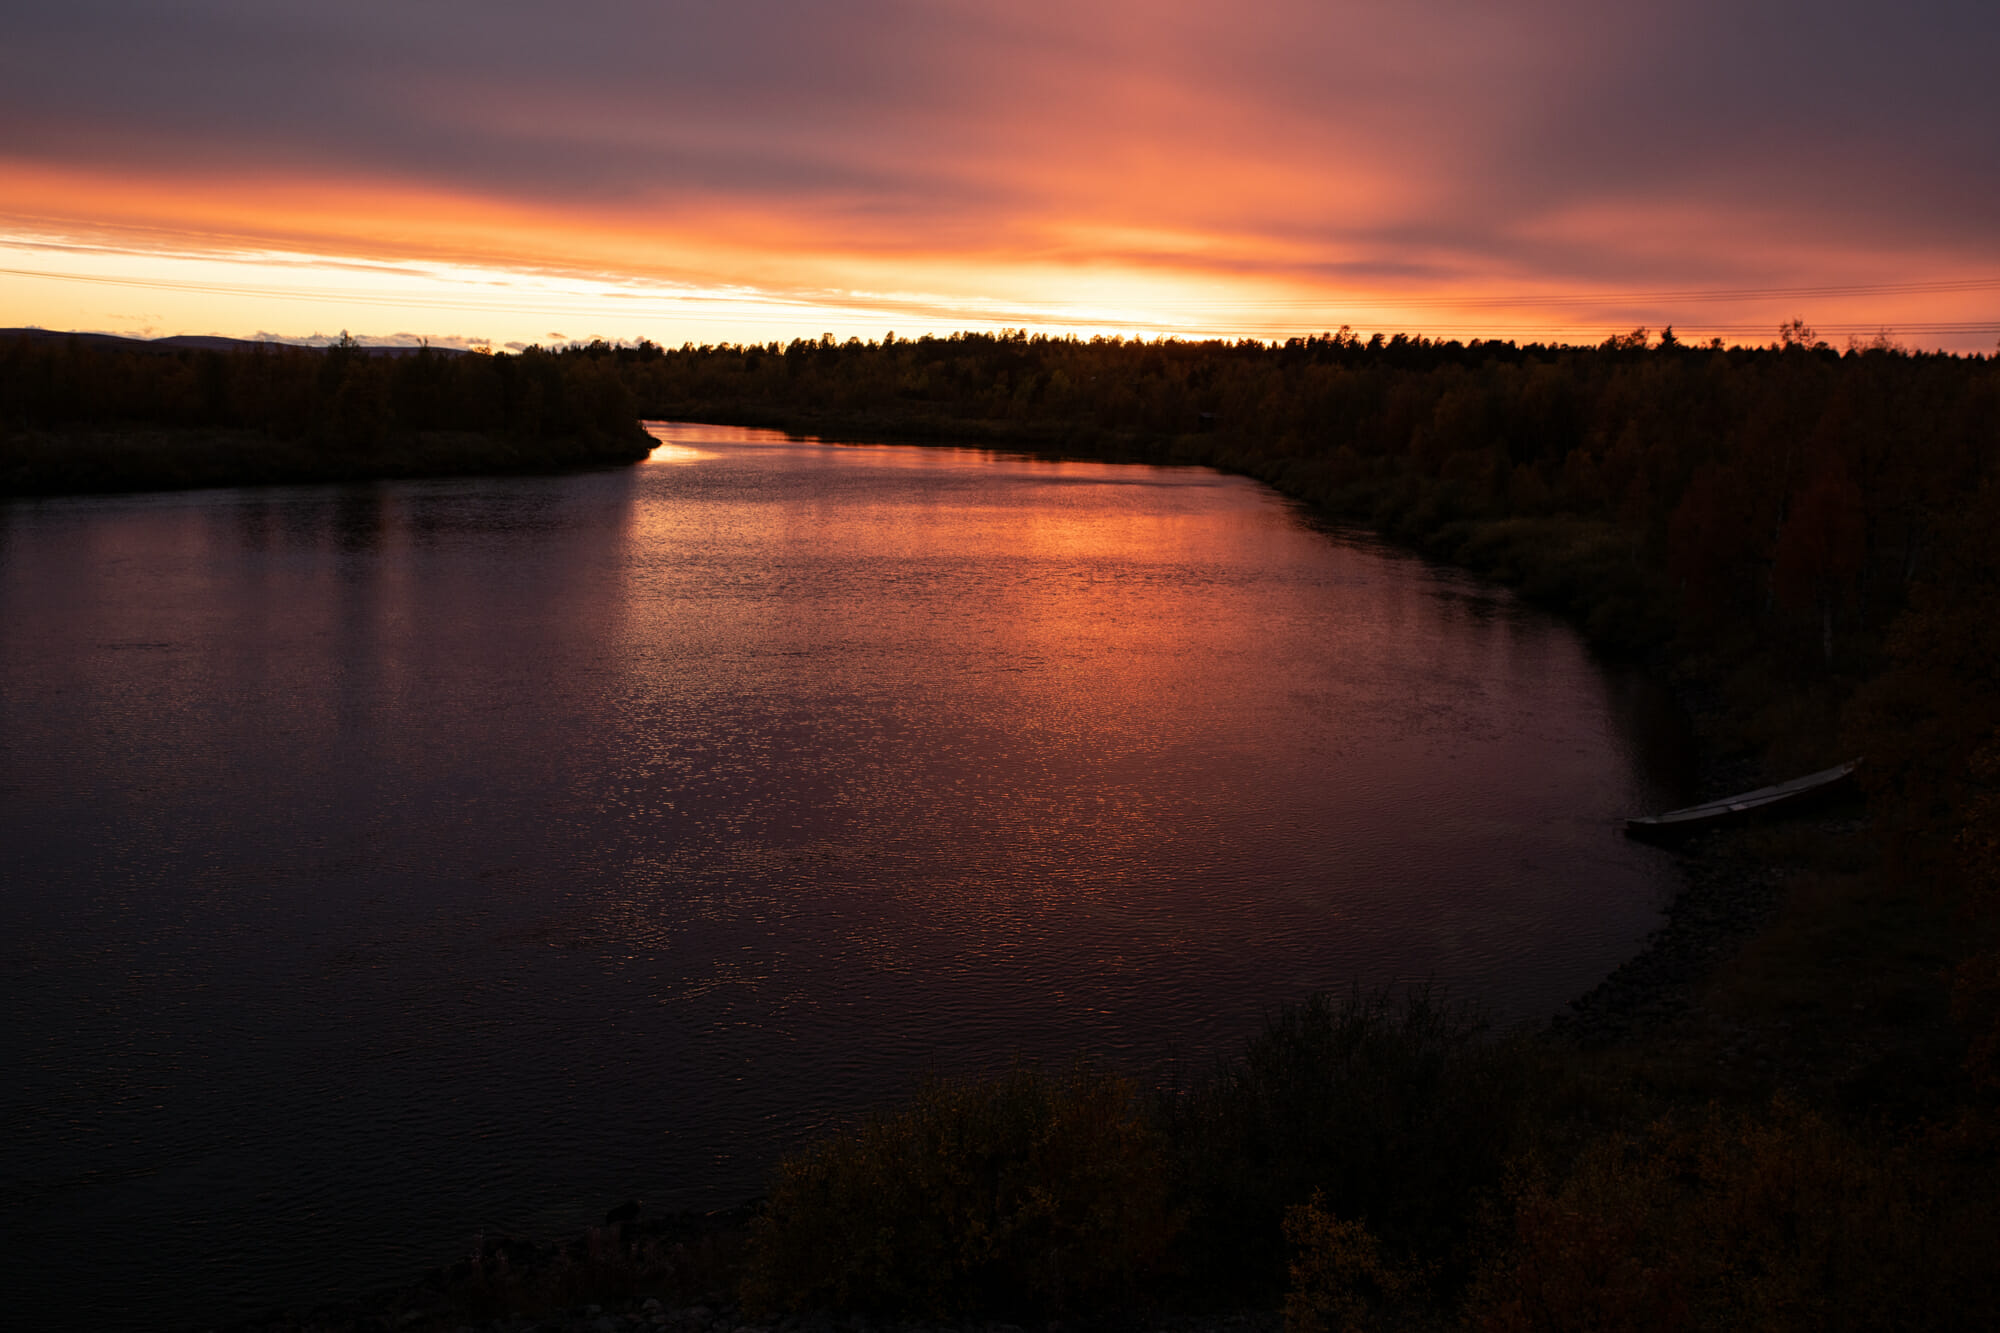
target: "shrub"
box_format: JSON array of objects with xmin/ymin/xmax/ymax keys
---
[
  {"xmin": 740, "ymin": 1062, "xmax": 1178, "ymax": 1318},
  {"xmin": 1468, "ymin": 1098, "xmax": 2000, "ymax": 1332},
  {"xmin": 1164, "ymin": 986, "xmax": 1529, "ymax": 1299},
  {"xmin": 1283, "ymin": 1191, "xmax": 1426, "ymax": 1333}
]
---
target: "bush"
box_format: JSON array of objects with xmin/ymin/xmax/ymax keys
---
[
  {"xmin": 1283, "ymin": 1191, "xmax": 1426, "ymax": 1333},
  {"xmin": 1468, "ymin": 1098, "xmax": 2000, "ymax": 1332},
  {"xmin": 741, "ymin": 1062, "xmax": 1178, "ymax": 1318},
  {"xmin": 1164, "ymin": 986, "xmax": 1529, "ymax": 1300}
]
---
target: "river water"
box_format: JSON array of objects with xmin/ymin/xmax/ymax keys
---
[{"xmin": 0, "ymin": 423, "xmax": 1689, "ymax": 1327}]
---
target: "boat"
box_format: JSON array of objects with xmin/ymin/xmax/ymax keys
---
[{"xmin": 1624, "ymin": 759, "xmax": 1861, "ymax": 840}]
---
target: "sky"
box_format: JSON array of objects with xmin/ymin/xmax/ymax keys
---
[{"xmin": 3, "ymin": 0, "xmax": 1997, "ymax": 350}]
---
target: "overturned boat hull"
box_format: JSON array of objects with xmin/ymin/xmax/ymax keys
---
[{"xmin": 1625, "ymin": 760, "xmax": 1860, "ymax": 840}]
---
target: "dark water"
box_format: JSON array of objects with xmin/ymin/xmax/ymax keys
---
[{"xmin": 0, "ymin": 424, "xmax": 1690, "ymax": 1328}]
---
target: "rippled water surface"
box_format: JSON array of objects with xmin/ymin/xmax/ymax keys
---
[{"xmin": 0, "ymin": 424, "xmax": 1690, "ymax": 1327}]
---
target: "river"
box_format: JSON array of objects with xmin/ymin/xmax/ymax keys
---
[{"xmin": 0, "ymin": 423, "xmax": 1690, "ymax": 1327}]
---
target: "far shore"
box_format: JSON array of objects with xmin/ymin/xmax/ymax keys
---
[{"xmin": 1, "ymin": 424, "xmax": 655, "ymax": 498}]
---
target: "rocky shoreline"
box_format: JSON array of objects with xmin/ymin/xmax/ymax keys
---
[
  {"xmin": 1547, "ymin": 660, "xmax": 1832, "ymax": 1049},
  {"xmin": 1549, "ymin": 834, "xmax": 1794, "ymax": 1047}
]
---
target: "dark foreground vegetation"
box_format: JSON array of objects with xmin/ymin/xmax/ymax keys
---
[
  {"xmin": 731, "ymin": 992, "xmax": 2000, "ymax": 1329},
  {"xmin": 0, "ymin": 333, "xmax": 654, "ymax": 494},
  {"xmin": 26, "ymin": 324, "xmax": 1997, "ymax": 1329},
  {"xmin": 238, "ymin": 991, "xmax": 1999, "ymax": 1331}
]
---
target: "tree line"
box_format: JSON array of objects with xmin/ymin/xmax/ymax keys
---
[{"xmin": 0, "ymin": 333, "xmax": 653, "ymax": 491}]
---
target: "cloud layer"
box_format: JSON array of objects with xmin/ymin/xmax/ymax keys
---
[{"xmin": 4, "ymin": 1, "xmax": 1996, "ymax": 344}]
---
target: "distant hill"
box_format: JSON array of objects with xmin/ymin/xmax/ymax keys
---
[{"xmin": 0, "ymin": 329, "xmax": 461, "ymax": 357}]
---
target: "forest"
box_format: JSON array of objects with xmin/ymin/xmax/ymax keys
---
[
  {"xmin": 6, "ymin": 324, "xmax": 1999, "ymax": 1327},
  {"xmin": 0, "ymin": 332, "xmax": 655, "ymax": 493}
]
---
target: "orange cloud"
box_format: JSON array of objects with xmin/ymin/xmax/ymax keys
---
[{"xmin": 4, "ymin": 2, "xmax": 1995, "ymax": 349}]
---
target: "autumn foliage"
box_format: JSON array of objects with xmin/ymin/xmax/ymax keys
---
[
  {"xmin": 1469, "ymin": 1100, "xmax": 2000, "ymax": 1333},
  {"xmin": 740, "ymin": 1063, "xmax": 1177, "ymax": 1318}
]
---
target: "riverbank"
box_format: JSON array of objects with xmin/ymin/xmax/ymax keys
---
[
  {"xmin": 1, "ymin": 333, "xmax": 661, "ymax": 497},
  {"xmin": 0, "ymin": 424, "xmax": 656, "ymax": 496}
]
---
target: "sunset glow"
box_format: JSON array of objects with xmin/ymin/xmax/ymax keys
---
[{"xmin": 4, "ymin": 1, "xmax": 1996, "ymax": 349}]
